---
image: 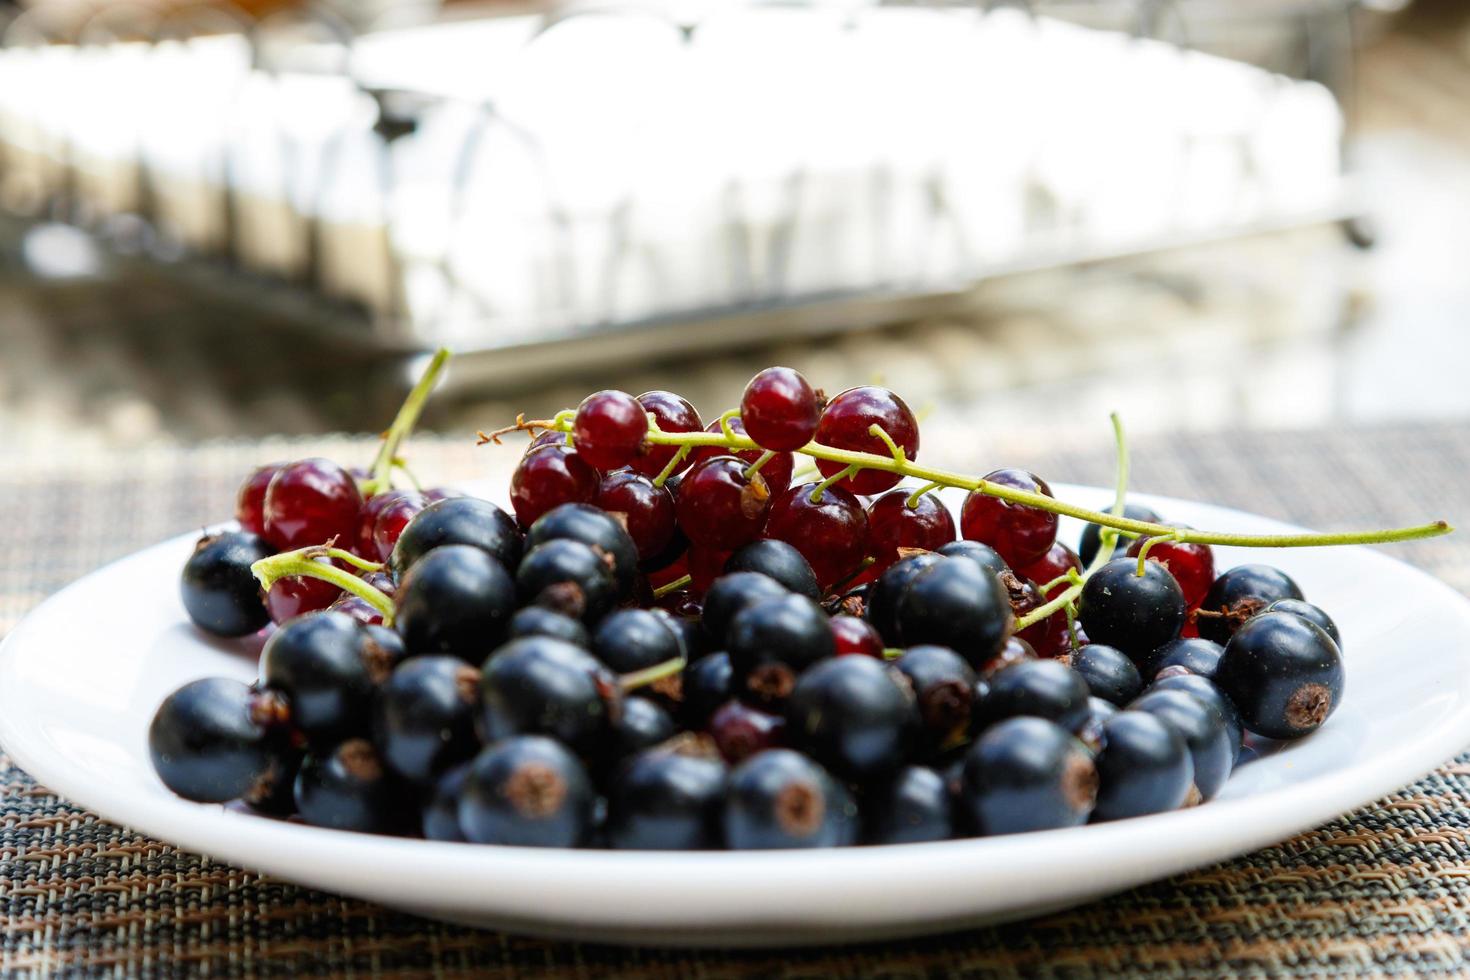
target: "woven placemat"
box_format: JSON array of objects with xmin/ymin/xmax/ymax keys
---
[{"xmin": 3, "ymin": 423, "xmax": 1469, "ymax": 977}]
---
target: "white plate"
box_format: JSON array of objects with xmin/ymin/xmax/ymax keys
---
[{"xmin": 1, "ymin": 484, "xmax": 1468, "ymax": 948}]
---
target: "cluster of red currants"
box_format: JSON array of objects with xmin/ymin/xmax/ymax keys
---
[{"xmin": 151, "ymin": 363, "xmax": 1348, "ymax": 849}]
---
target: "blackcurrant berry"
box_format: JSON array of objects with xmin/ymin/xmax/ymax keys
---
[
  {"xmin": 707, "ymin": 699, "xmax": 786, "ymax": 764},
  {"xmin": 723, "ymin": 749, "xmax": 858, "ymax": 849},
  {"xmin": 389, "ymin": 495, "xmax": 523, "ymax": 578},
  {"xmin": 1077, "ymin": 558, "xmax": 1186, "ymax": 660},
  {"xmin": 629, "ymin": 390, "xmax": 702, "ymax": 479},
  {"xmin": 1073, "ymin": 696, "xmax": 1118, "ymax": 755},
  {"xmin": 373, "ymin": 656, "xmax": 481, "ymax": 786},
  {"xmin": 893, "ymin": 556, "xmax": 1012, "ymax": 668},
  {"xmin": 260, "ymin": 611, "xmax": 388, "ymax": 746},
  {"xmin": 525, "ymin": 502, "xmax": 640, "ymax": 601},
  {"xmin": 935, "ymin": 540, "xmax": 1009, "ymax": 577},
  {"xmin": 509, "ymin": 443, "xmax": 599, "ymax": 529},
  {"xmin": 592, "ymin": 608, "xmax": 681, "ymax": 673},
  {"xmin": 863, "ymin": 765, "xmax": 952, "ymax": 845},
  {"xmin": 726, "ymin": 593, "xmax": 836, "ymax": 706},
  {"xmin": 458, "ymin": 736, "xmax": 596, "ymax": 847},
  {"xmin": 606, "ymin": 749, "xmax": 727, "ymax": 850},
  {"xmin": 295, "ymin": 739, "xmax": 410, "ymax": 835},
  {"xmin": 1077, "ymin": 504, "xmax": 1161, "ymax": 566},
  {"xmin": 1149, "ymin": 673, "xmax": 1243, "ymax": 764},
  {"xmin": 516, "ymin": 538, "xmax": 618, "ymax": 623},
  {"xmin": 786, "ymin": 655, "xmax": 917, "ymax": 781},
  {"xmin": 1196, "ymin": 564, "xmax": 1304, "ymax": 645},
  {"xmin": 893, "ymin": 645, "xmax": 977, "ymax": 755},
  {"xmin": 1069, "ymin": 643, "xmax": 1143, "ymax": 707},
  {"xmin": 956, "ymin": 717, "xmax": 1096, "ymax": 835},
  {"xmin": 1265, "ymin": 598, "xmax": 1342, "ymax": 648},
  {"xmin": 864, "ymin": 552, "xmax": 945, "ymax": 644},
  {"xmin": 813, "ymin": 386, "xmax": 919, "ymax": 495},
  {"xmin": 180, "ymin": 531, "xmax": 274, "ymax": 638},
  {"xmin": 1148, "ymin": 637, "xmax": 1225, "ymax": 682},
  {"xmin": 702, "ymin": 571, "xmax": 786, "ymax": 651},
  {"xmin": 149, "ymin": 678, "xmax": 285, "ymax": 803},
  {"xmin": 1130, "ymin": 688, "xmax": 1232, "ymax": 801},
  {"xmin": 960, "ymin": 471, "xmax": 1059, "ymax": 569},
  {"xmin": 573, "ymin": 389, "xmax": 648, "ymax": 470},
  {"xmin": 1091, "ymin": 711, "xmax": 1192, "ymax": 822},
  {"xmin": 421, "ymin": 761, "xmax": 469, "ymax": 842},
  {"xmin": 262, "ymin": 457, "xmax": 363, "ymax": 551},
  {"xmin": 741, "ymin": 366, "xmax": 821, "ymax": 452},
  {"xmin": 1216, "ymin": 611, "xmax": 1343, "ymax": 739},
  {"xmin": 723, "ymin": 539, "xmax": 820, "ymax": 600},
  {"xmin": 479, "ymin": 637, "xmax": 620, "ymax": 756},
  {"xmin": 680, "ymin": 652, "xmax": 734, "ymax": 729},
  {"xmin": 977, "ymin": 659, "xmax": 1091, "ymax": 732},
  {"xmin": 605, "ymin": 695, "xmax": 678, "ymax": 763},
  {"xmin": 507, "ymin": 605, "xmax": 591, "ymax": 648},
  {"xmin": 763, "ymin": 482, "xmax": 870, "ymax": 590},
  {"xmin": 396, "ymin": 544, "xmax": 517, "ymax": 661}
]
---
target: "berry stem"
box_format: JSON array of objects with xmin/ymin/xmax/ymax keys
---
[
  {"xmin": 651, "ymin": 574, "xmax": 692, "ymax": 599},
  {"xmin": 809, "ymin": 465, "xmax": 859, "ymax": 503},
  {"xmin": 364, "ymin": 348, "xmax": 451, "ymax": 497},
  {"xmin": 652, "ymin": 445, "xmax": 690, "ymax": 488},
  {"xmin": 1133, "ymin": 531, "xmax": 1175, "ymax": 577},
  {"xmin": 496, "ymin": 415, "xmax": 1454, "ymax": 550},
  {"xmin": 743, "ymin": 450, "xmax": 776, "ymax": 481},
  {"xmin": 620, "ymin": 655, "xmax": 687, "ymax": 692},
  {"xmin": 250, "ymin": 548, "xmax": 396, "ymax": 625},
  {"xmin": 905, "ymin": 481, "xmax": 942, "ymax": 509}
]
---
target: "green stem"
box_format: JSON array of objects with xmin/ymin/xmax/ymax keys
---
[
  {"xmin": 513, "ymin": 415, "xmax": 1453, "ymax": 550},
  {"xmin": 620, "ymin": 655, "xmax": 687, "ymax": 691},
  {"xmin": 652, "ymin": 445, "xmax": 691, "ymax": 488},
  {"xmin": 867, "ymin": 423, "xmax": 907, "ymax": 465},
  {"xmin": 809, "ymin": 465, "xmax": 859, "ymax": 503},
  {"xmin": 906, "ymin": 482, "xmax": 942, "ymax": 509},
  {"xmin": 1134, "ymin": 532, "xmax": 1174, "ymax": 577},
  {"xmin": 364, "ymin": 348, "xmax": 451, "ymax": 496},
  {"xmin": 251, "ymin": 548, "xmax": 396, "ymax": 625},
  {"xmin": 743, "ymin": 450, "xmax": 776, "ymax": 481},
  {"xmin": 652, "ymin": 574, "xmax": 692, "ymax": 599}
]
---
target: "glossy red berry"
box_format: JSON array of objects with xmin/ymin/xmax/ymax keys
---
[
  {"xmin": 265, "ymin": 559, "xmax": 343, "ymax": 625},
  {"xmin": 960, "ymin": 470, "xmax": 1059, "ymax": 569},
  {"xmin": 813, "ymin": 386, "xmax": 919, "ymax": 495},
  {"xmin": 763, "ymin": 483, "xmax": 869, "ymax": 591},
  {"xmin": 688, "ymin": 416, "xmax": 794, "ymax": 493},
  {"xmin": 263, "ymin": 458, "xmax": 364, "ymax": 551},
  {"xmin": 356, "ymin": 489, "xmax": 409, "ymax": 558},
  {"xmin": 830, "ymin": 614, "xmax": 883, "ymax": 657},
  {"xmin": 595, "ymin": 469, "xmax": 676, "ymax": 560},
  {"xmin": 740, "ymin": 366, "xmax": 821, "ymax": 452},
  {"xmin": 686, "ymin": 545, "xmax": 734, "ymax": 595},
  {"xmin": 525, "ymin": 430, "xmax": 566, "ymax": 455},
  {"xmin": 866, "ymin": 490, "xmax": 957, "ymax": 575},
  {"xmin": 676, "ymin": 456, "xmax": 772, "ymax": 551},
  {"xmin": 572, "ymin": 390, "xmax": 647, "ymax": 471},
  {"xmin": 1126, "ymin": 525, "xmax": 1215, "ymax": 609},
  {"xmin": 236, "ymin": 463, "xmax": 283, "ymax": 537},
  {"xmin": 708, "ymin": 699, "xmax": 786, "ymax": 765},
  {"xmin": 1018, "ymin": 541, "xmax": 1082, "ymax": 595},
  {"xmin": 630, "ymin": 391, "xmax": 701, "ymax": 479},
  {"xmin": 369, "ymin": 492, "xmax": 426, "ymax": 563},
  {"xmin": 509, "ymin": 444, "xmax": 599, "ymax": 528}
]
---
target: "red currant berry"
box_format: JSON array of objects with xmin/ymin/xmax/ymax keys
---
[
  {"xmin": 830, "ymin": 615, "xmax": 883, "ymax": 657},
  {"xmin": 509, "ymin": 444, "xmax": 599, "ymax": 529},
  {"xmin": 675, "ymin": 457, "xmax": 772, "ymax": 551},
  {"xmin": 236, "ymin": 463, "xmax": 283, "ymax": 537},
  {"xmin": 646, "ymin": 551, "xmax": 690, "ymax": 591},
  {"xmin": 960, "ymin": 470, "xmax": 1059, "ymax": 569},
  {"xmin": 1018, "ymin": 541, "xmax": 1083, "ymax": 596},
  {"xmin": 572, "ymin": 390, "xmax": 647, "ymax": 471},
  {"xmin": 525, "ymin": 430, "xmax": 566, "ymax": 456},
  {"xmin": 595, "ymin": 469, "xmax": 676, "ymax": 560},
  {"xmin": 688, "ymin": 416, "xmax": 794, "ymax": 493},
  {"xmin": 708, "ymin": 699, "xmax": 786, "ymax": 764},
  {"xmin": 866, "ymin": 490, "xmax": 957, "ymax": 575},
  {"xmin": 687, "ymin": 545, "xmax": 734, "ymax": 595},
  {"xmin": 265, "ymin": 560, "xmax": 343, "ymax": 624},
  {"xmin": 356, "ymin": 489, "xmax": 414, "ymax": 558},
  {"xmin": 978, "ymin": 635, "xmax": 1037, "ymax": 679},
  {"xmin": 263, "ymin": 458, "xmax": 364, "ymax": 551},
  {"xmin": 328, "ymin": 593, "xmax": 384, "ymax": 626},
  {"xmin": 371, "ymin": 491, "xmax": 427, "ymax": 563},
  {"xmin": 741, "ymin": 366, "xmax": 821, "ymax": 452},
  {"xmin": 1126, "ymin": 526, "xmax": 1215, "ymax": 609},
  {"xmin": 813, "ymin": 386, "xmax": 919, "ymax": 495},
  {"xmin": 763, "ymin": 482, "xmax": 869, "ymax": 590},
  {"xmin": 630, "ymin": 391, "xmax": 701, "ymax": 479}
]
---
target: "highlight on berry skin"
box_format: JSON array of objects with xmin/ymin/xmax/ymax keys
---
[{"xmin": 156, "ymin": 350, "xmax": 1454, "ymax": 850}]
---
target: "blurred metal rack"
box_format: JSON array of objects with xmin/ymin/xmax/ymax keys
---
[{"xmin": 0, "ymin": 0, "xmax": 1375, "ymax": 390}]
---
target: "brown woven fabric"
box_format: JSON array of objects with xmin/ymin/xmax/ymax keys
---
[{"xmin": 3, "ymin": 424, "xmax": 1469, "ymax": 977}]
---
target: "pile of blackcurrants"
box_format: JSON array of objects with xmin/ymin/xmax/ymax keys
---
[{"xmin": 153, "ymin": 360, "xmax": 1364, "ymax": 849}]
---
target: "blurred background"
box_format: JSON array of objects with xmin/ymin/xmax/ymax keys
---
[{"xmin": 0, "ymin": 0, "xmax": 1466, "ymax": 459}]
